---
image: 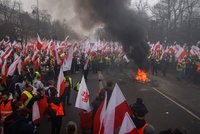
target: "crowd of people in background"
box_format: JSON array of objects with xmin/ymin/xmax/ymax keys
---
[
  {"xmin": 148, "ymin": 41, "xmax": 200, "ymax": 84},
  {"xmin": 0, "ymin": 37, "xmax": 199, "ymax": 134}
]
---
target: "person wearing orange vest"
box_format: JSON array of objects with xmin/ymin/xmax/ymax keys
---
[
  {"xmin": 0, "ymin": 92, "xmax": 15, "ymax": 122},
  {"xmin": 131, "ymin": 98, "xmax": 149, "ymax": 134},
  {"xmin": 0, "ymin": 92, "xmax": 15, "ymax": 133},
  {"xmin": 47, "ymin": 87, "xmax": 65, "ymax": 134}
]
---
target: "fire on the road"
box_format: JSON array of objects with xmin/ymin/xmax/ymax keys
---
[{"xmin": 135, "ymin": 69, "xmax": 150, "ymax": 83}]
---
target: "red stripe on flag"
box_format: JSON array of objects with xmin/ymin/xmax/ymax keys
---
[
  {"xmin": 114, "ymin": 101, "xmax": 132, "ymax": 129},
  {"xmin": 94, "ymin": 100, "xmax": 105, "ymax": 134},
  {"xmin": 59, "ymin": 80, "xmax": 65, "ymax": 97}
]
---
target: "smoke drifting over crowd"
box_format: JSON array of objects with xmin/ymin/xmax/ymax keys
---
[
  {"xmin": 37, "ymin": 0, "xmax": 149, "ymax": 69},
  {"xmin": 74, "ymin": 0, "xmax": 149, "ymax": 70}
]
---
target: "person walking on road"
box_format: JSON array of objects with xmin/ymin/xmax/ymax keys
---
[{"xmin": 47, "ymin": 88, "xmax": 65, "ymax": 134}]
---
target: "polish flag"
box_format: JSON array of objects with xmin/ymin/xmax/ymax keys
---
[
  {"xmin": 103, "ymin": 83, "xmax": 132, "ymax": 134},
  {"xmin": 55, "ymin": 45, "xmax": 62, "ymax": 65},
  {"xmin": 93, "ymin": 92, "xmax": 107, "ymax": 134},
  {"xmin": 32, "ymin": 101, "xmax": 40, "ymax": 123},
  {"xmin": 153, "ymin": 42, "xmax": 162, "ymax": 51},
  {"xmin": 37, "ymin": 34, "xmax": 43, "ymax": 50},
  {"xmin": 62, "ymin": 46, "xmax": 73, "ymax": 71},
  {"xmin": 24, "ymin": 55, "xmax": 31, "ymax": 63},
  {"xmin": 1, "ymin": 60, "xmax": 8, "ymax": 83},
  {"xmin": 190, "ymin": 45, "xmax": 200, "ymax": 56},
  {"xmin": 119, "ymin": 112, "xmax": 138, "ymax": 134},
  {"xmin": 23, "ymin": 44, "xmax": 28, "ymax": 56},
  {"xmin": 17, "ymin": 59, "xmax": 22, "ymax": 75},
  {"xmin": 7, "ymin": 57, "xmax": 21, "ymax": 76},
  {"xmin": 33, "ymin": 58, "xmax": 40, "ymax": 70},
  {"xmin": 32, "ymin": 95, "xmax": 48, "ymax": 124},
  {"xmin": 175, "ymin": 47, "xmax": 187, "ymax": 61},
  {"xmin": 1, "ymin": 48, "xmax": 12, "ymax": 60},
  {"xmin": 64, "ymin": 35, "xmax": 70, "ymax": 42},
  {"xmin": 84, "ymin": 59, "xmax": 89, "ymax": 70},
  {"xmin": 56, "ymin": 66, "xmax": 65, "ymax": 97},
  {"xmin": 75, "ymin": 76, "xmax": 91, "ymax": 112},
  {"xmin": 32, "ymin": 50, "xmax": 39, "ymax": 61}
]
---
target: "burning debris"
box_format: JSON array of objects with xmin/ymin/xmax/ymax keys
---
[{"xmin": 135, "ymin": 68, "xmax": 150, "ymax": 83}]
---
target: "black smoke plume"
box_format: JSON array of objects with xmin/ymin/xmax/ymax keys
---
[{"xmin": 75, "ymin": 0, "xmax": 149, "ymax": 70}]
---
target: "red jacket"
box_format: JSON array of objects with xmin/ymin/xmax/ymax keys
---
[{"xmin": 79, "ymin": 110, "xmax": 93, "ymax": 129}]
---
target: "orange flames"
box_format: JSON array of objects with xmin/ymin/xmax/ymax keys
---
[{"xmin": 135, "ymin": 69, "xmax": 149, "ymax": 83}]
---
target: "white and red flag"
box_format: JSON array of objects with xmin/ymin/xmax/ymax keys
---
[
  {"xmin": 1, "ymin": 47, "xmax": 12, "ymax": 60},
  {"xmin": 32, "ymin": 95, "xmax": 48, "ymax": 124},
  {"xmin": 119, "ymin": 112, "xmax": 138, "ymax": 134},
  {"xmin": 17, "ymin": 59, "xmax": 22, "ymax": 75},
  {"xmin": 93, "ymin": 92, "xmax": 107, "ymax": 134},
  {"xmin": 84, "ymin": 59, "xmax": 89, "ymax": 70},
  {"xmin": 32, "ymin": 101, "xmax": 40, "ymax": 123},
  {"xmin": 24, "ymin": 55, "xmax": 31, "ymax": 63},
  {"xmin": 7, "ymin": 57, "xmax": 21, "ymax": 76},
  {"xmin": 55, "ymin": 44, "xmax": 62, "ymax": 65},
  {"xmin": 175, "ymin": 47, "xmax": 187, "ymax": 62},
  {"xmin": 56, "ymin": 66, "xmax": 65, "ymax": 97},
  {"xmin": 1, "ymin": 59, "xmax": 8, "ymax": 83},
  {"xmin": 62, "ymin": 45, "xmax": 73, "ymax": 71},
  {"xmin": 190, "ymin": 45, "xmax": 200, "ymax": 56},
  {"xmin": 37, "ymin": 34, "xmax": 43, "ymax": 50},
  {"xmin": 32, "ymin": 50, "xmax": 39, "ymax": 62},
  {"xmin": 75, "ymin": 76, "xmax": 91, "ymax": 112},
  {"xmin": 103, "ymin": 83, "xmax": 132, "ymax": 134}
]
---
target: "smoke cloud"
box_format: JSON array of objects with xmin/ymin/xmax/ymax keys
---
[
  {"xmin": 74, "ymin": 0, "xmax": 149, "ymax": 69},
  {"xmin": 36, "ymin": 0, "xmax": 90, "ymax": 37},
  {"xmin": 32, "ymin": 0, "xmax": 149, "ymax": 69}
]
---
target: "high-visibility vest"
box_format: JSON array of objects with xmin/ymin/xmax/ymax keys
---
[
  {"xmin": 176, "ymin": 63, "xmax": 182, "ymax": 71},
  {"xmin": 0, "ymin": 100, "xmax": 14, "ymax": 121},
  {"xmin": 68, "ymin": 77, "xmax": 73, "ymax": 90},
  {"xmin": 50, "ymin": 102, "xmax": 64, "ymax": 116},
  {"xmin": 137, "ymin": 123, "xmax": 148, "ymax": 134},
  {"xmin": 75, "ymin": 82, "xmax": 80, "ymax": 91},
  {"xmin": 22, "ymin": 90, "xmax": 33, "ymax": 106}
]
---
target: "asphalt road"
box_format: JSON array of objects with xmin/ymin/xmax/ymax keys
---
[{"xmin": 38, "ymin": 65, "xmax": 200, "ymax": 134}]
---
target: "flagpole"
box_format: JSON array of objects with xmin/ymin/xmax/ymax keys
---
[{"xmin": 37, "ymin": 0, "xmax": 40, "ymax": 34}]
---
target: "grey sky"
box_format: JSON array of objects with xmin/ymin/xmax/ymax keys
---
[
  {"xmin": 19, "ymin": 0, "xmax": 158, "ymax": 14},
  {"xmin": 17, "ymin": 0, "xmax": 158, "ymax": 36}
]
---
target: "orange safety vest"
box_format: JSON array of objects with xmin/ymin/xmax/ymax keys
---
[
  {"xmin": 50, "ymin": 102, "xmax": 64, "ymax": 116},
  {"xmin": 0, "ymin": 100, "xmax": 14, "ymax": 121},
  {"xmin": 137, "ymin": 123, "xmax": 148, "ymax": 134}
]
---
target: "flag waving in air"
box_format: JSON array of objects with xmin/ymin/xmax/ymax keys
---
[
  {"xmin": 62, "ymin": 45, "xmax": 74, "ymax": 71},
  {"xmin": 75, "ymin": 76, "xmax": 91, "ymax": 112},
  {"xmin": 57, "ymin": 66, "xmax": 65, "ymax": 97},
  {"xmin": 119, "ymin": 112, "xmax": 138, "ymax": 134},
  {"xmin": 7, "ymin": 57, "xmax": 21, "ymax": 76},
  {"xmin": 93, "ymin": 92, "xmax": 107, "ymax": 134},
  {"xmin": 37, "ymin": 34, "xmax": 43, "ymax": 50},
  {"xmin": 103, "ymin": 83, "xmax": 132, "ymax": 134}
]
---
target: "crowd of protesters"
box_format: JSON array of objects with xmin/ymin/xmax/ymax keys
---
[
  {"xmin": 0, "ymin": 38, "xmax": 198, "ymax": 134},
  {"xmin": 148, "ymin": 42, "xmax": 200, "ymax": 84},
  {"xmin": 0, "ymin": 38, "xmax": 129, "ymax": 134}
]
